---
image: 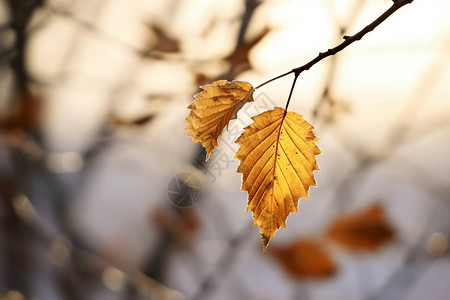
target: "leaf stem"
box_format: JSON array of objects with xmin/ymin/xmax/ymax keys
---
[
  {"xmin": 254, "ymin": 0, "xmax": 414, "ymax": 90},
  {"xmin": 255, "ymin": 70, "xmax": 292, "ymax": 89},
  {"xmin": 284, "ymin": 72, "xmax": 299, "ymax": 111}
]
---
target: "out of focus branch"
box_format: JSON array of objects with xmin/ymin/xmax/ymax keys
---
[
  {"xmin": 189, "ymin": 221, "xmax": 254, "ymax": 300},
  {"xmin": 312, "ymin": 0, "xmax": 365, "ymax": 121},
  {"xmin": 9, "ymin": 191, "xmax": 184, "ymax": 300},
  {"xmin": 4, "ymin": 0, "xmax": 44, "ymax": 92}
]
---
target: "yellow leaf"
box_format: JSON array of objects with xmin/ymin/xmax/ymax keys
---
[
  {"xmin": 185, "ymin": 80, "xmax": 254, "ymax": 160},
  {"xmin": 235, "ymin": 107, "xmax": 321, "ymax": 251}
]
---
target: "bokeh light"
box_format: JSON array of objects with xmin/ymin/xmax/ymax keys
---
[{"xmin": 1, "ymin": 0, "xmax": 450, "ymax": 299}]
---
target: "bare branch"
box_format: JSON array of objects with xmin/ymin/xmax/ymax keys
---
[{"xmin": 255, "ymin": 0, "xmax": 414, "ymax": 90}]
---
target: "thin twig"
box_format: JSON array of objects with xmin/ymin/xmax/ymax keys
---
[
  {"xmin": 255, "ymin": 0, "xmax": 414, "ymax": 90},
  {"xmin": 284, "ymin": 72, "xmax": 299, "ymax": 111}
]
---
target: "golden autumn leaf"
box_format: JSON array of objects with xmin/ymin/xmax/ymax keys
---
[
  {"xmin": 326, "ymin": 204, "xmax": 395, "ymax": 251},
  {"xmin": 235, "ymin": 107, "xmax": 321, "ymax": 251},
  {"xmin": 185, "ymin": 80, "xmax": 254, "ymax": 160},
  {"xmin": 270, "ymin": 239, "xmax": 336, "ymax": 279}
]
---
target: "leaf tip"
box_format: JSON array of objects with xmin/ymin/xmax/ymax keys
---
[
  {"xmin": 204, "ymin": 151, "xmax": 212, "ymax": 161},
  {"xmin": 262, "ymin": 234, "xmax": 271, "ymax": 252}
]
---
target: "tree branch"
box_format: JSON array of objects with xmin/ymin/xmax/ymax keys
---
[{"xmin": 255, "ymin": 0, "xmax": 414, "ymax": 90}]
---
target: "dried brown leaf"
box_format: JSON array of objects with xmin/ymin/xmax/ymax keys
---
[
  {"xmin": 185, "ymin": 80, "xmax": 254, "ymax": 160},
  {"xmin": 149, "ymin": 25, "xmax": 179, "ymax": 53},
  {"xmin": 270, "ymin": 239, "xmax": 336, "ymax": 279},
  {"xmin": 1, "ymin": 92, "xmax": 41, "ymax": 131},
  {"xmin": 112, "ymin": 115, "xmax": 155, "ymax": 128},
  {"xmin": 226, "ymin": 27, "xmax": 270, "ymax": 74},
  {"xmin": 326, "ymin": 204, "xmax": 395, "ymax": 251},
  {"xmin": 195, "ymin": 73, "xmax": 213, "ymax": 87},
  {"xmin": 153, "ymin": 206, "xmax": 200, "ymax": 246},
  {"xmin": 235, "ymin": 107, "xmax": 321, "ymax": 251}
]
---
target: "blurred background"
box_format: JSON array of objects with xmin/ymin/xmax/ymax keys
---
[{"xmin": 1, "ymin": 0, "xmax": 450, "ymax": 299}]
